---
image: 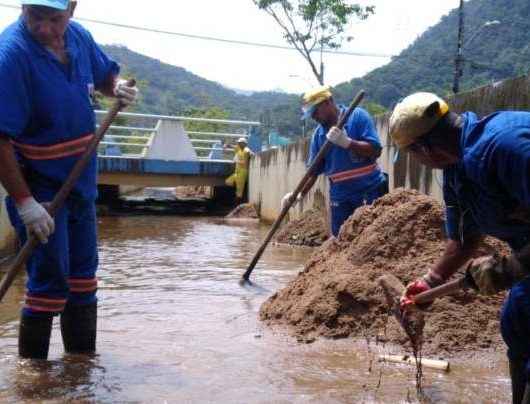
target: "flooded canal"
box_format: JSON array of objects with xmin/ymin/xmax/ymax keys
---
[{"xmin": 0, "ymin": 216, "xmax": 512, "ymax": 403}]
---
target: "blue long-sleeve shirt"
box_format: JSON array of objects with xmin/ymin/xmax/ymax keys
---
[
  {"xmin": 443, "ymin": 111, "xmax": 530, "ymax": 375},
  {"xmin": 443, "ymin": 111, "xmax": 530, "ymax": 251},
  {"xmin": 307, "ymin": 106, "xmax": 385, "ymax": 202}
]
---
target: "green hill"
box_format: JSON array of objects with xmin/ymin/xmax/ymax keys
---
[
  {"xmin": 103, "ymin": 0, "xmax": 530, "ymax": 136},
  {"xmin": 102, "ymin": 45, "xmax": 302, "ymax": 137},
  {"xmin": 334, "ymin": 0, "xmax": 530, "ymax": 108}
]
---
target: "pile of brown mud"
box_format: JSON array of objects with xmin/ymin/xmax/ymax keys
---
[
  {"xmin": 275, "ymin": 209, "xmax": 329, "ymax": 247},
  {"xmin": 225, "ymin": 203, "xmax": 259, "ymax": 219},
  {"xmin": 260, "ymin": 188, "xmax": 510, "ymax": 356}
]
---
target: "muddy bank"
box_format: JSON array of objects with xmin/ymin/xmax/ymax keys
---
[
  {"xmin": 260, "ymin": 189, "xmax": 510, "ymax": 356},
  {"xmin": 275, "ymin": 209, "xmax": 329, "ymax": 247},
  {"xmin": 225, "ymin": 203, "xmax": 259, "ymax": 219}
]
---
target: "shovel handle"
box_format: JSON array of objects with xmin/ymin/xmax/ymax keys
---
[
  {"xmin": 240, "ymin": 90, "xmax": 365, "ymax": 283},
  {"xmin": 413, "ymin": 276, "xmax": 467, "ymax": 305}
]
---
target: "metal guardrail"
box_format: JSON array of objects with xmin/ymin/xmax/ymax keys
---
[{"xmin": 95, "ymin": 110, "xmax": 260, "ymax": 161}]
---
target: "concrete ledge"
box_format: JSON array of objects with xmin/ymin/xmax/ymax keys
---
[{"xmin": 98, "ymin": 157, "xmax": 233, "ymax": 175}]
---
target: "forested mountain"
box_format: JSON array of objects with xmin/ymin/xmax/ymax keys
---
[
  {"xmin": 103, "ymin": 0, "xmax": 530, "ymax": 136},
  {"xmin": 102, "ymin": 45, "xmax": 302, "ymax": 137},
  {"xmin": 334, "ymin": 0, "xmax": 530, "ymax": 107}
]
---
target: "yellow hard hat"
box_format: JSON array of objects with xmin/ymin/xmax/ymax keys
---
[
  {"xmin": 389, "ymin": 92, "xmax": 449, "ymax": 149},
  {"xmin": 301, "ymin": 85, "xmax": 332, "ymax": 120}
]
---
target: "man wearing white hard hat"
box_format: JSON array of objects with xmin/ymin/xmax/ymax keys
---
[
  {"xmin": 0, "ymin": 0, "xmax": 139, "ymax": 359},
  {"xmin": 225, "ymin": 137, "xmax": 254, "ymax": 204},
  {"xmin": 282, "ymin": 85, "xmax": 387, "ymax": 237},
  {"xmin": 390, "ymin": 92, "xmax": 530, "ymax": 404}
]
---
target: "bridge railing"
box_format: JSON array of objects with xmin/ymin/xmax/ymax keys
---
[{"xmin": 95, "ymin": 111, "xmax": 261, "ymax": 162}]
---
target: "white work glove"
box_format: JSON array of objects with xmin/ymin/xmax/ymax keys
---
[
  {"xmin": 16, "ymin": 197, "xmax": 55, "ymax": 244},
  {"xmin": 326, "ymin": 126, "xmax": 352, "ymax": 149},
  {"xmin": 113, "ymin": 79, "xmax": 138, "ymax": 106},
  {"xmin": 281, "ymin": 192, "xmax": 302, "ymax": 211}
]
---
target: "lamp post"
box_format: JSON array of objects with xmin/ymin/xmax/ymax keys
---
[{"xmin": 453, "ymin": 3, "xmax": 501, "ymax": 94}]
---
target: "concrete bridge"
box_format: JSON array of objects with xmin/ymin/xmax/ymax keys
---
[
  {"xmin": 0, "ymin": 111, "xmax": 261, "ymax": 254},
  {"xmin": 96, "ymin": 110, "xmax": 261, "ymax": 188}
]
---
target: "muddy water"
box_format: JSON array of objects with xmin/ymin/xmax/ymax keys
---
[{"xmin": 0, "ymin": 216, "xmax": 512, "ymax": 403}]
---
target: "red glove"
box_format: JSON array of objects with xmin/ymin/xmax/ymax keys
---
[{"xmin": 400, "ymin": 279, "xmax": 431, "ymax": 311}]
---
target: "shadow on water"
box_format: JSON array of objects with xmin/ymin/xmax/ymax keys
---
[{"xmin": 0, "ymin": 216, "xmax": 512, "ymax": 403}]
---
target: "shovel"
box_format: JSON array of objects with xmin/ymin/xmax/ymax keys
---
[
  {"xmin": 0, "ymin": 79, "xmax": 135, "ymax": 302},
  {"xmin": 377, "ymin": 273, "xmax": 469, "ymax": 345},
  {"xmin": 240, "ymin": 89, "xmax": 366, "ymax": 286}
]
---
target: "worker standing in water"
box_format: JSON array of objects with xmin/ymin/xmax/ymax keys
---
[
  {"xmin": 282, "ymin": 85, "xmax": 387, "ymax": 237},
  {"xmin": 0, "ymin": 0, "xmax": 138, "ymax": 359},
  {"xmin": 225, "ymin": 137, "xmax": 254, "ymax": 204},
  {"xmin": 390, "ymin": 92, "xmax": 530, "ymax": 404}
]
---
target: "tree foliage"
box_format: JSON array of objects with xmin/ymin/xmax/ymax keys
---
[
  {"xmin": 253, "ymin": 0, "xmax": 374, "ymax": 84},
  {"xmin": 183, "ymin": 106, "xmax": 231, "ymax": 133}
]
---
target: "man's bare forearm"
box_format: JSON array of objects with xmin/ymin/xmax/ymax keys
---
[
  {"xmin": 430, "ymin": 236, "xmax": 482, "ymax": 282},
  {"xmin": 348, "ymin": 140, "xmax": 381, "ymax": 159},
  {"xmin": 97, "ymin": 74, "xmax": 118, "ymax": 98},
  {"xmin": 0, "ymin": 135, "xmax": 31, "ymax": 203}
]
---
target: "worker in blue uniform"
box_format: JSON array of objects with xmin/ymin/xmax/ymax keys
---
[
  {"xmin": 390, "ymin": 92, "xmax": 530, "ymax": 404},
  {"xmin": 0, "ymin": 0, "xmax": 138, "ymax": 359},
  {"xmin": 281, "ymin": 86, "xmax": 387, "ymax": 237}
]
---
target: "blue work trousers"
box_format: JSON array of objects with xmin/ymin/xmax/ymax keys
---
[
  {"xmin": 501, "ymin": 278, "xmax": 530, "ymax": 392},
  {"xmin": 7, "ymin": 190, "xmax": 98, "ymax": 318},
  {"xmin": 330, "ymin": 181, "xmax": 386, "ymax": 237}
]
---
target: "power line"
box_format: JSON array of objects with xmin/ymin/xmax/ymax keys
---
[{"xmin": 0, "ymin": 2, "xmax": 395, "ymax": 58}]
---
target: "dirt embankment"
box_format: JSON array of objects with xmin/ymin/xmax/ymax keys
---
[
  {"xmin": 260, "ymin": 189, "xmax": 510, "ymax": 356},
  {"xmin": 275, "ymin": 209, "xmax": 329, "ymax": 247},
  {"xmin": 225, "ymin": 203, "xmax": 259, "ymax": 219}
]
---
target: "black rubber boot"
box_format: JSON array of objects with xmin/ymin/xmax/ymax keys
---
[
  {"xmin": 510, "ymin": 358, "xmax": 530, "ymax": 404},
  {"xmin": 18, "ymin": 314, "xmax": 53, "ymax": 360},
  {"xmin": 60, "ymin": 302, "xmax": 97, "ymax": 354},
  {"xmin": 523, "ymin": 382, "xmax": 530, "ymax": 404}
]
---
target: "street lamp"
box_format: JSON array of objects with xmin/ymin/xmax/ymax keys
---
[
  {"xmin": 463, "ymin": 20, "xmax": 500, "ymax": 49},
  {"xmin": 453, "ymin": 17, "xmax": 501, "ymax": 94}
]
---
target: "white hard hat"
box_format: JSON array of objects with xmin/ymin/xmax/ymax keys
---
[
  {"xmin": 237, "ymin": 137, "xmax": 247, "ymax": 144},
  {"xmin": 389, "ymin": 92, "xmax": 449, "ymax": 149}
]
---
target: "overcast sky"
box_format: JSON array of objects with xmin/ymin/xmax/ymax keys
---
[{"xmin": 0, "ymin": 0, "xmax": 460, "ymax": 93}]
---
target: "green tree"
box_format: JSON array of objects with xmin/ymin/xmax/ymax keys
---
[
  {"xmin": 364, "ymin": 101, "xmax": 387, "ymax": 117},
  {"xmin": 253, "ymin": 0, "xmax": 374, "ymax": 84},
  {"xmin": 182, "ymin": 107, "xmax": 234, "ymax": 158},
  {"xmin": 183, "ymin": 106, "xmax": 231, "ymax": 133}
]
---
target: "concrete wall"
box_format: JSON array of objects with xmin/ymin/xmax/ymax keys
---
[
  {"xmin": 249, "ymin": 74, "xmax": 530, "ymax": 221},
  {"xmin": 248, "ymin": 139, "xmax": 329, "ymax": 222}
]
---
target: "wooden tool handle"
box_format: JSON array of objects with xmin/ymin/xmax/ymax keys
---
[
  {"xmin": 0, "ymin": 79, "xmax": 135, "ymax": 302},
  {"xmin": 241, "ymin": 90, "xmax": 365, "ymax": 283},
  {"xmin": 413, "ymin": 276, "xmax": 466, "ymax": 305}
]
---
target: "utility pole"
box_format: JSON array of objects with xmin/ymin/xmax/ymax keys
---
[{"xmin": 453, "ymin": 0, "xmax": 464, "ymax": 93}]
